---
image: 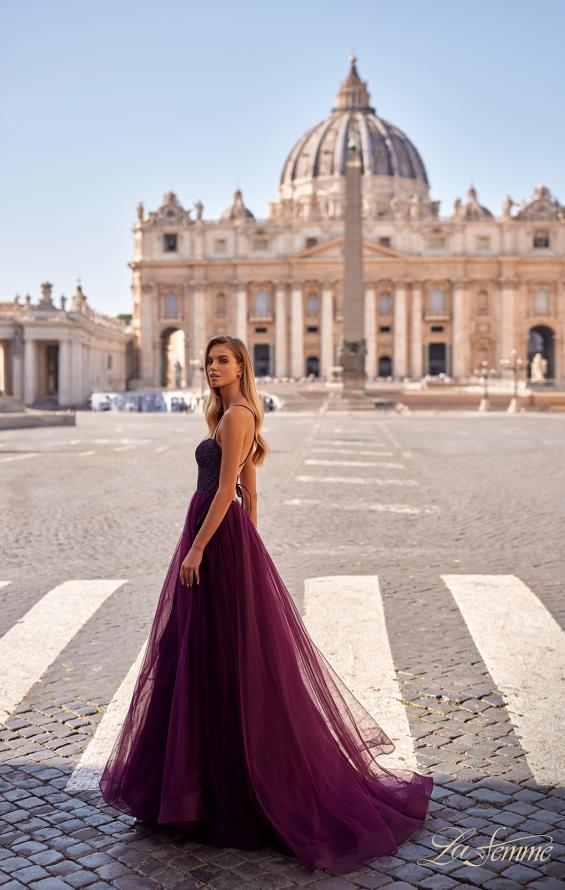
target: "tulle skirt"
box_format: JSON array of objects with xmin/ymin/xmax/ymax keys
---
[{"xmin": 99, "ymin": 488, "xmax": 433, "ymax": 875}]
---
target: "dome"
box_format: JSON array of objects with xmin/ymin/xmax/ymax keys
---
[
  {"xmin": 221, "ymin": 188, "xmax": 255, "ymax": 221},
  {"xmin": 273, "ymin": 58, "xmax": 431, "ymax": 221},
  {"xmin": 280, "ymin": 57, "xmax": 429, "ymax": 188}
]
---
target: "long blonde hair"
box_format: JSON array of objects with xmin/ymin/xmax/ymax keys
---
[{"xmin": 203, "ymin": 335, "xmax": 269, "ymax": 466}]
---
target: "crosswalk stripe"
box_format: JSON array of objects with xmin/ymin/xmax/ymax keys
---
[
  {"xmin": 441, "ymin": 574, "xmax": 565, "ymax": 786},
  {"xmin": 66, "ymin": 640, "xmax": 148, "ymax": 791},
  {"xmin": 305, "ymin": 459, "xmax": 405, "ymax": 469},
  {"xmin": 283, "ymin": 499, "xmax": 437, "ymax": 514},
  {"xmin": 303, "ymin": 575, "xmax": 420, "ymax": 772},
  {"xmin": 296, "ymin": 475, "xmax": 418, "ymax": 486},
  {"xmin": 0, "ymin": 453, "xmax": 39, "ymax": 463},
  {"xmin": 0, "ymin": 579, "xmax": 127, "ymax": 723},
  {"xmin": 316, "ymin": 439, "xmax": 391, "ymax": 448},
  {"xmin": 310, "ymin": 448, "xmax": 394, "ymax": 457}
]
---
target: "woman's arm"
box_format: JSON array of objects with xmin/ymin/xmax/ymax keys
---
[{"xmin": 192, "ymin": 408, "xmax": 253, "ymax": 549}]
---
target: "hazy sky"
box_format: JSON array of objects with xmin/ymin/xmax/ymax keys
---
[{"xmin": 1, "ymin": 0, "xmax": 563, "ymax": 316}]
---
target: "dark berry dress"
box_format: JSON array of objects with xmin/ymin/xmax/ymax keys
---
[{"xmin": 99, "ymin": 405, "xmax": 433, "ymax": 874}]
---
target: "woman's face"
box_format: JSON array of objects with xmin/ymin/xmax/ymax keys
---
[{"xmin": 206, "ymin": 346, "xmax": 242, "ymax": 388}]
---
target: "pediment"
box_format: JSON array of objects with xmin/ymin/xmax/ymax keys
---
[{"xmin": 293, "ymin": 235, "xmax": 407, "ymax": 261}]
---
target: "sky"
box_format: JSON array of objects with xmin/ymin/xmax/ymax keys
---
[{"xmin": 0, "ymin": 0, "xmax": 563, "ymax": 316}]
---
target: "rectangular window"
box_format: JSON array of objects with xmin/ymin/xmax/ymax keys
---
[
  {"xmin": 534, "ymin": 289, "xmax": 550, "ymax": 314},
  {"xmin": 378, "ymin": 294, "xmax": 392, "ymax": 314},
  {"xmin": 378, "ymin": 236, "xmax": 391, "ymax": 247},
  {"xmin": 533, "ymin": 231, "xmax": 550, "ymax": 248},
  {"xmin": 107, "ymin": 354, "xmax": 112, "ymax": 369},
  {"xmin": 431, "ymin": 325, "xmax": 444, "ymax": 332},
  {"xmin": 306, "ymin": 325, "xmax": 318, "ymax": 334},
  {"xmin": 379, "ymin": 325, "xmax": 391, "ymax": 333},
  {"xmin": 163, "ymin": 233, "xmax": 177, "ymax": 252},
  {"xmin": 253, "ymin": 238, "xmax": 269, "ymax": 251},
  {"xmin": 214, "ymin": 238, "xmax": 227, "ymax": 254},
  {"xmin": 305, "ymin": 237, "xmax": 318, "ymax": 249},
  {"xmin": 476, "ymin": 236, "xmax": 491, "ymax": 250}
]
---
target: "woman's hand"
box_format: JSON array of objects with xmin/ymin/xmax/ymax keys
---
[{"xmin": 180, "ymin": 544, "xmax": 203, "ymax": 587}]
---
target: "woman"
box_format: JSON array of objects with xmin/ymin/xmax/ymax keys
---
[{"xmin": 99, "ymin": 334, "xmax": 433, "ymax": 875}]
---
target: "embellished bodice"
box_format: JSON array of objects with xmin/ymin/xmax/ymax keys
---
[
  {"xmin": 195, "ymin": 405, "xmax": 256, "ymax": 500},
  {"xmin": 195, "ymin": 437, "xmax": 222, "ymax": 492}
]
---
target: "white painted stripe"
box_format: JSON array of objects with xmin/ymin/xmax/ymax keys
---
[
  {"xmin": 303, "ymin": 576, "xmax": 419, "ymax": 771},
  {"xmin": 0, "ymin": 582, "xmax": 11, "ymax": 589},
  {"xmin": 114, "ymin": 445, "xmax": 136, "ymax": 452},
  {"xmin": 305, "ymin": 459, "xmax": 405, "ymax": 469},
  {"xmin": 311, "ymin": 447, "xmax": 394, "ymax": 457},
  {"xmin": 154, "ymin": 445, "xmax": 170, "ymax": 454},
  {"xmin": 69, "ymin": 439, "xmax": 82, "ymax": 445},
  {"xmin": 0, "ymin": 579, "xmax": 127, "ymax": 723},
  {"xmin": 296, "ymin": 475, "xmax": 418, "ymax": 486},
  {"xmin": 316, "ymin": 439, "xmax": 389, "ymax": 447},
  {"xmin": 77, "ymin": 450, "xmax": 95, "ymax": 457},
  {"xmin": 284, "ymin": 498, "xmax": 438, "ymax": 514},
  {"xmin": 0, "ymin": 453, "xmax": 39, "ymax": 463},
  {"xmin": 441, "ymin": 574, "xmax": 565, "ymax": 785},
  {"xmin": 66, "ymin": 639, "xmax": 148, "ymax": 791}
]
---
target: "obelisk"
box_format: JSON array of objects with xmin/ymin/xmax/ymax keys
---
[{"xmin": 340, "ymin": 116, "xmax": 367, "ymax": 396}]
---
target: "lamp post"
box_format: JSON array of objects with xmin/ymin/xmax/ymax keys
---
[
  {"xmin": 188, "ymin": 356, "xmax": 204, "ymax": 412},
  {"xmin": 499, "ymin": 348, "xmax": 525, "ymax": 413},
  {"xmin": 473, "ymin": 360, "xmax": 496, "ymax": 412}
]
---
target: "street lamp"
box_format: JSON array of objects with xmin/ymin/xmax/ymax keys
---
[
  {"xmin": 188, "ymin": 356, "xmax": 205, "ymax": 412},
  {"xmin": 472, "ymin": 360, "xmax": 496, "ymax": 412},
  {"xmin": 499, "ymin": 348, "xmax": 525, "ymax": 413}
]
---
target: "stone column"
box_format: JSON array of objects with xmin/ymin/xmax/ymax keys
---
[
  {"xmin": 23, "ymin": 337, "xmax": 36, "ymax": 406},
  {"xmin": 393, "ymin": 284, "xmax": 407, "ymax": 379},
  {"xmin": 452, "ymin": 282, "xmax": 466, "ymax": 378},
  {"xmin": 191, "ymin": 287, "xmax": 205, "ymax": 387},
  {"xmin": 140, "ymin": 284, "xmax": 156, "ymax": 385},
  {"xmin": 410, "ymin": 283, "xmax": 423, "ymax": 379},
  {"xmin": 320, "ymin": 286, "xmax": 334, "ymax": 380},
  {"xmin": 364, "ymin": 286, "xmax": 376, "ymax": 379},
  {"xmin": 58, "ymin": 339, "xmax": 71, "ymax": 406},
  {"xmin": 236, "ymin": 285, "xmax": 247, "ymax": 342},
  {"xmin": 71, "ymin": 340, "xmax": 84, "ymax": 405},
  {"xmin": 275, "ymin": 284, "xmax": 288, "ymax": 377},
  {"xmin": 499, "ymin": 278, "xmax": 516, "ymax": 377},
  {"xmin": 290, "ymin": 285, "xmax": 304, "ymax": 378}
]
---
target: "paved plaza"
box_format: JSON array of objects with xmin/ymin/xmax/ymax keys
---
[{"xmin": 0, "ymin": 410, "xmax": 564, "ymax": 889}]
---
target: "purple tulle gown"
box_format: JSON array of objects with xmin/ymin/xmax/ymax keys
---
[{"xmin": 99, "ymin": 411, "xmax": 433, "ymax": 875}]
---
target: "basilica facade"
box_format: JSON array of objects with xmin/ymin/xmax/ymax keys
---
[{"xmin": 131, "ymin": 59, "xmax": 564, "ymax": 388}]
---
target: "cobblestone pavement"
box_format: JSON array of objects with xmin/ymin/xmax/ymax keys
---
[{"xmin": 1, "ymin": 410, "xmax": 564, "ymax": 889}]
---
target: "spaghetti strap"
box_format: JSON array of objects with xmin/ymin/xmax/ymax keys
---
[{"xmin": 234, "ymin": 404, "xmax": 256, "ymax": 467}]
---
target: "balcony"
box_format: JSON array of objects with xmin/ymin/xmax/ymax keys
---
[{"xmin": 247, "ymin": 312, "xmax": 273, "ymax": 323}]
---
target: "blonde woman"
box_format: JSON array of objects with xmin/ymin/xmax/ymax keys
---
[{"xmin": 99, "ymin": 335, "xmax": 433, "ymax": 875}]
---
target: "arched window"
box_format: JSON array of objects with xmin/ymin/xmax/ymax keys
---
[
  {"xmin": 477, "ymin": 289, "xmax": 489, "ymax": 315},
  {"xmin": 164, "ymin": 291, "xmax": 178, "ymax": 318},
  {"xmin": 254, "ymin": 290, "xmax": 269, "ymax": 315},
  {"xmin": 430, "ymin": 287, "xmax": 445, "ymax": 313},
  {"xmin": 306, "ymin": 293, "xmax": 319, "ymax": 316},
  {"xmin": 378, "ymin": 293, "xmax": 392, "ymax": 315},
  {"xmin": 216, "ymin": 292, "xmax": 226, "ymax": 318},
  {"xmin": 378, "ymin": 356, "xmax": 393, "ymax": 377},
  {"xmin": 534, "ymin": 289, "xmax": 549, "ymax": 315}
]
